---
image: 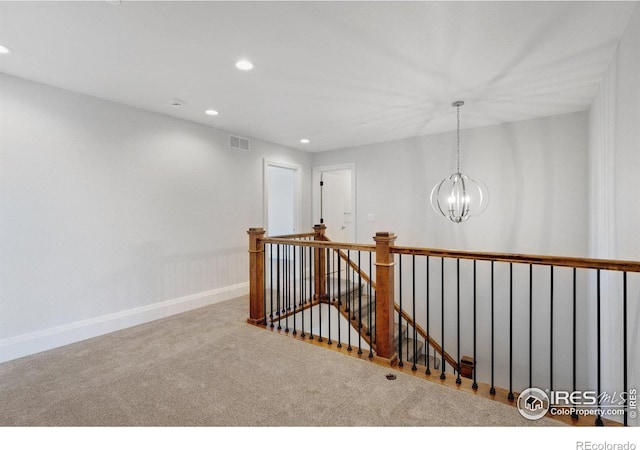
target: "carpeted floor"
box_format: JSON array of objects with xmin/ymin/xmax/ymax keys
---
[{"xmin": 0, "ymin": 296, "xmax": 564, "ymax": 427}]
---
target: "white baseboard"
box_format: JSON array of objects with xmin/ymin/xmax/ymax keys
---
[{"xmin": 0, "ymin": 282, "xmax": 248, "ymax": 364}]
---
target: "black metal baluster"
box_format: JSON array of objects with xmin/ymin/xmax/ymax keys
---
[
  {"xmin": 277, "ymin": 244, "xmax": 282, "ymax": 330},
  {"xmin": 571, "ymin": 267, "xmax": 578, "ymax": 420},
  {"xmin": 550, "ymin": 266, "xmax": 554, "ymax": 393},
  {"xmin": 490, "ymin": 260, "xmax": 495, "ymax": 395},
  {"xmin": 284, "ymin": 245, "xmax": 289, "ymax": 333},
  {"xmin": 441, "ymin": 257, "xmax": 446, "ymax": 380},
  {"xmin": 368, "ymin": 252, "xmax": 373, "ymax": 358},
  {"xmin": 308, "ymin": 238, "xmax": 313, "ymax": 283},
  {"xmin": 596, "ymin": 269, "xmax": 603, "ymax": 426},
  {"xmin": 472, "ymin": 259, "xmax": 477, "ymax": 390},
  {"xmin": 317, "ymin": 247, "xmax": 324, "ymax": 343},
  {"xmin": 309, "ymin": 245, "xmax": 313, "ymax": 340},
  {"xmin": 345, "ymin": 250, "xmax": 356, "ymax": 320},
  {"xmin": 623, "ymin": 272, "xmax": 628, "ymax": 427},
  {"xmin": 327, "ymin": 248, "xmax": 332, "ymax": 345},
  {"xmin": 288, "ymin": 245, "xmax": 292, "ymax": 312},
  {"xmin": 299, "ymin": 242, "xmax": 303, "ymax": 309},
  {"xmin": 508, "ymin": 263, "xmax": 514, "ymax": 399},
  {"xmin": 426, "ymin": 256, "xmax": 431, "ymax": 376},
  {"xmin": 456, "ymin": 259, "xmax": 461, "ymax": 384},
  {"xmin": 357, "ymin": 251, "xmax": 362, "ymax": 354},
  {"xmin": 529, "ymin": 264, "xmax": 533, "ymax": 389},
  {"xmin": 399, "ymin": 254, "xmax": 404, "ymax": 367},
  {"xmin": 412, "ymin": 255, "xmax": 417, "ymax": 371},
  {"xmin": 283, "ymin": 245, "xmax": 288, "ymax": 316},
  {"xmin": 269, "ymin": 244, "xmax": 274, "ymax": 328},
  {"xmin": 263, "ymin": 243, "xmax": 267, "ymax": 327},
  {"xmin": 347, "ymin": 250, "xmax": 352, "ymax": 352},
  {"xmin": 337, "ymin": 252, "xmax": 342, "ymax": 348},
  {"xmin": 292, "ymin": 245, "xmax": 297, "ymax": 335},
  {"xmin": 301, "ymin": 243, "xmax": 306, "ymax": 338}
]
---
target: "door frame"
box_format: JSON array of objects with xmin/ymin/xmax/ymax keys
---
[
  {"xmin": 263, "ymin": 159, "xmax": 302, "ymax": 236},
  {"xmin": 312, "ymin": 163, "xmax": 357, "ymax": 242}
]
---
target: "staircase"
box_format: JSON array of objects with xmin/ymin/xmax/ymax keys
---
[
  {"xmin": 268, "ymin": 271, "xmax": 442, "ymax": 371},
  {"xmin": 339, "ymin": 275, "xmax": 441, "ymax": 370}
]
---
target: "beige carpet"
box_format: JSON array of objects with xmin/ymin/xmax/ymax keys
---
[{"xmin": 0, "ymin": 296, "xmax": 564, "ymax": 427}]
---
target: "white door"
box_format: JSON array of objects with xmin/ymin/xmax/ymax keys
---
[
  {"xmin": 312, "ymin": 164, "xmax": 356, "ymax": 243},
  {"xmin": 265, "ymin": 162, "xmax": 299, "ymax": 236}
]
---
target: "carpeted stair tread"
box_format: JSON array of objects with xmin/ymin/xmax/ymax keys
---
[
  {"xmin": 398, "ymin": 337, "xmax": 424, "ymax": 363},
  {"xmin": 414, "ymin": 353, "xmax": 442, "ymax": 370}
]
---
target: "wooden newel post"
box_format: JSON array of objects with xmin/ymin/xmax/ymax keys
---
[
  {"xmin": 374, "ymin": 232, "xmax": 397, "ymax": 362},
  {"xmin": 247, "ymin": 227, "xmax": 266, "ymax": 324},
  {"xmin": 313, "ymin": 224, "xmax": 327, "ymax": 301}
]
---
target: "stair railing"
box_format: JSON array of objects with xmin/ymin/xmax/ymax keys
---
[
  {"xmin": 248, "ymin": 226, "xmax": 640, "ymax": 426},
  {"xmin": 391, "ymin": 245, "xmax": 640, "ymax": 426}
]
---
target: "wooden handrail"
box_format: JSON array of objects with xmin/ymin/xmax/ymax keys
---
[
  {"xmin": 262, "ymin": 235, "xmax": 640, "ymax": 272},
  {"xmin": 391, "ymin": 246, "xmax": 640, "ymax": 273},
  {"xmin": 262, "ymin": 237, "xmax": 376, "ymax": 252},
  {"xmin": 268, "ymin": 232, "xmax": 315, "ymax": 239},
  {"xmin": 321, "ymin": 235, "xmax": 378, "ymax": 290}
]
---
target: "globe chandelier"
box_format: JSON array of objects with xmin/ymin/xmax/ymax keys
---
[{"xmin": 430, "ymin": 101, "xmax": 489, "ymax": 223}]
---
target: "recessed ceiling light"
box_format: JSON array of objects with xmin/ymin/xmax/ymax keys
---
[
  {"xmin": 0, "ymin": 44, "xmax": 12, "ymax": 55},
  {"xmin": 205, "ymin": 109, "xmax": 219, "ymax": 116},
  {"xmin": 235, "ymin": 60, "xmax": 253, "ymax": 71},
  {"xmin": 300, "ymin": 139, "xmax": 310, "ymax": 144}
]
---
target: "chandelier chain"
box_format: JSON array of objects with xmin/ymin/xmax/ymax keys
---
[{"xmin": 456, "ymin": 103, "xmax": 461, "ymax": 174}]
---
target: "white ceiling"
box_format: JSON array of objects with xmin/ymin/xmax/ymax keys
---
[{"xmin": 0, "ymin": 1, "xmax": 637, "ymax": 152}]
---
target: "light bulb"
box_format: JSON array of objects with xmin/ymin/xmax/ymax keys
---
[{"xmin": 235, "ymin": 60, "xmax": 254, "ymax": 71}]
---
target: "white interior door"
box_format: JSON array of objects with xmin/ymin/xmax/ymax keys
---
[
  {"xmin": 312, "ymin": 164, "xmax": 356, "ymax": 243},
  {"xmin": 265, "ymin": 162, "xmax": 299, "ymax": 236}
]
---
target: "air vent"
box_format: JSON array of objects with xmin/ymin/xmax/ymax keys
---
[{"xmin": 229, "ymin": 135, "xmax": 250, "ymax": 151}]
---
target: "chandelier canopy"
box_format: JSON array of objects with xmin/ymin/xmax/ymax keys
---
[{"xmin": 430, "ymin": 101, "xmax": 489, "ymax": 223}]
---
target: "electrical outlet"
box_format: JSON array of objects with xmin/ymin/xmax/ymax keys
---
[{"xmin": 367, "ymin": 213, "xmax": 374, "ymax": 222}]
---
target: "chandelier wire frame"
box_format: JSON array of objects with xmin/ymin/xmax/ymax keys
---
[{"xmin": 430, "ymin": 101, "xmax": 489, "ymax": 223}]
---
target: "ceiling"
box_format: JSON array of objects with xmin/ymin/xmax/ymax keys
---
[{"xmin": 0, "ymin": 1, "xmax": 637, "ymax": 152}]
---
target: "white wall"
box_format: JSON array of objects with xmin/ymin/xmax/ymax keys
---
[
  {"xmin": 589, "ymin": 3, "xmax": 640, "ymax": 426},
  {"xmin": 312, "ymin": 111, "xmax": 589, "ymax": 258},
  {"xmin": 0, "ymin": 73, "xmax": 312, "ymax": 362}
]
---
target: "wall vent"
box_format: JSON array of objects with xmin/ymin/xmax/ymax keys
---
[{"xmin": 229, "ymin": 135, "xmax": 250, "ymax": 151}]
